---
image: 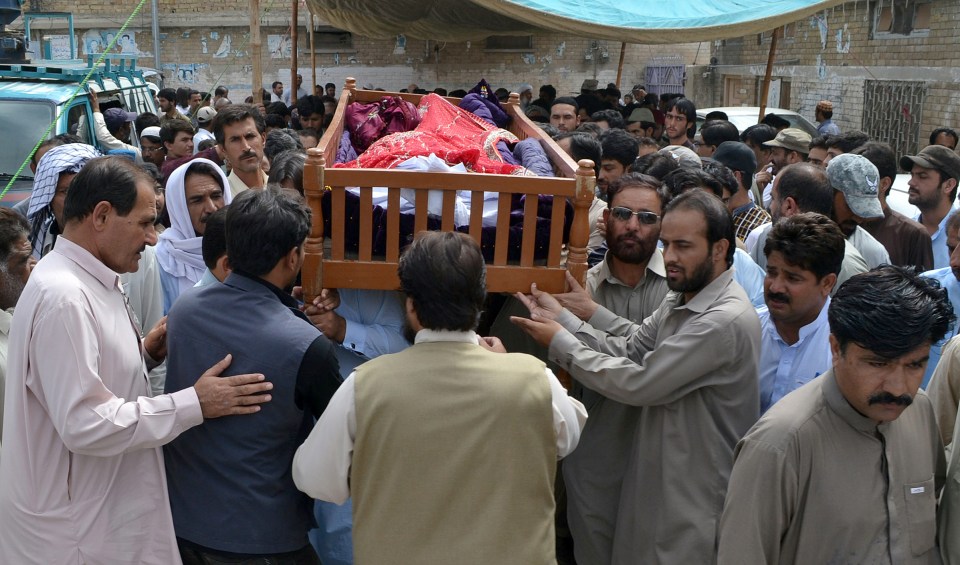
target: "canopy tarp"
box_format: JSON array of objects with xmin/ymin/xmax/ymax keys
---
[{"xmin": 305, "ymin": 0, "xmax": 847, "ymax": 44}]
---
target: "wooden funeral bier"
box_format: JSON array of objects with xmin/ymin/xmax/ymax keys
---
[{"xmin": 301, "ymin": 78, "xmax": 596, "ymax": 302}]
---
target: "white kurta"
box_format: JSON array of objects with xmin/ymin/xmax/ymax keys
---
[{"xmin": 0, "ymin": 237, "xmax": 203, "ymax": 565}]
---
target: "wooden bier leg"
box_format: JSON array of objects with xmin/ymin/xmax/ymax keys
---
[
  {"xmin": 302, "ymin": 149, "xmax": 326, "ymax": 304},
  {"xmin": 566, "ymin": 159, "xmax": 595, "ymax": 290}
]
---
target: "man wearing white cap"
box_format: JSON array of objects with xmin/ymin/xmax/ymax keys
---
[
  {"xmin": 140, "ymin": 126, "xmax": 166, "ymax": 168},
  {"xmin": 517, "ymin": 83, "xmax": 533, "ymax": 112},
  {"xmin": 192, "ymin": 106, "xmax": 217, "ymax": 154},
  {"xmin": 826, "ymin": 153, "xmax": 890, "ymax": 269}
]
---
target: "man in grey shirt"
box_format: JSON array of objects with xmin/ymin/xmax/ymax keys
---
[
  {"xmin": 514, "ymin": 189, "xmax": 760, "ymax": 564},
  {"xmin": 554, "ymin": 173, "xmax": 670, "ymax": 565},
  {"xmin": 718, "ymin": 266, "xmax": 952, "ymax": 564}
]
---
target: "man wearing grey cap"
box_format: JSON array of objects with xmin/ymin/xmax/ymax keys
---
[
  {"xmin": 901, "ymin": 144, "xmax": 960, "ymax": 269},
  {"xmin": 625, "ymin": 108, "xmax": 656, "ymax": 140},
  {"xmin": 826, "ymin": 153, "xmax": 890, "ymax": 269}
]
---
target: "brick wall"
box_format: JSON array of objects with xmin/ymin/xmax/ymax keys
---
[
  {"xmin": 19, "ymin": 1, "xmax": 704, "ymax": 101},
  {"xmin": 710, "ymin": 0, "xmax": 960, "ymax": 143}
]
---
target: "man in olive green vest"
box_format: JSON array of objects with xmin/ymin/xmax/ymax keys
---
[{"xmin": 293, "ymin": 231, "xmax": 586, "ymax": 565}]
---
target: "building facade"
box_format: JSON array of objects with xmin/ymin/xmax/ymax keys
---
[
  {"xmin": 702, "ymin": 0, "xmax": 959, "ymax": 156},
  {"xmin": 19, "ymin": 1, "xmax": 702, "ymax": 101}
]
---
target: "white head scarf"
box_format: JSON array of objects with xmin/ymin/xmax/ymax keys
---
[{"xmin": 156, "ymin": 158, "xmax": 232, "ymax": 292}]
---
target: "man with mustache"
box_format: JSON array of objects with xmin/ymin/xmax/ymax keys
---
[
  {"xmin": 0, "ymin": 157, "xmax": 271, "ymax": 564},
  {"xmin": 513, "ymin": 189, "xmax": 760, "ymax": 563},
  {"xmin": 552, "ymin": 173, "xmax": 670, "ymax": 565},
  {"xmin": 215, "ymin": 105, "xmax": 268, "ymax": 198},
  {"xmin": 718, "ymin": 265, "xmax": 953, "ymax": 564},
  {"xmin": 157, "ymin": 160, "xmax": 232, "ymax": 312},
  {"xmin": 757, "ymin": 213, "xmax": 844, "ymax": 414}
]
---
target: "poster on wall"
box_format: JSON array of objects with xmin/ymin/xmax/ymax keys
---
[
  {"xmin": 268, "ymin": 34, "xmax": 292, "ymax": 58},
  {"xmin": 82, "ymin": 29, "xmax": 142, "ymax": 56},
  {"xmin": 26, "ymin": 34, "xmax": 74, "ymax": 60}
]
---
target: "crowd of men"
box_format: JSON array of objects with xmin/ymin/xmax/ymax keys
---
[{"xmin": 1, "ymin": 76, "xmax": 960, "ymax": 565}]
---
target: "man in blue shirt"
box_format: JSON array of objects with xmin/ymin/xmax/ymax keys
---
[
  {"xmin": 757, "ymin": 213, "xmax": 845, "ymax": 413},
  {"xmin": 902, "ymin": 144, "xmax": 960, "ymax": 270},
  {"xmin": 815, "ymin": 100, "xmax": 841, "ymax": 136},
  {"xmin": 921, "ymin": 213, "xmax": 960, "ymax": 387}
]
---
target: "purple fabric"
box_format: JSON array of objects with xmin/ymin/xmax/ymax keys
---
[
  {"xmin": 345, "ymin": 96, "xmax": 421, "ymax": 154},
  {"xmin": 468, "ymin": 79, "xmax": 499, "ymax": 105},
  {"xmin": 345, "ymin": 101, "xmax": 384, "ymax": 154},
  {"xmin": 512, "ymin": 138, "xmax": 553, "ymax": 176},
  {"xmin": 335, "ymin": 131, "xmax": 358, "ymax": 164},
  {"xmin": 380, "ymin": 97, "xmax": 420, "ymax": 136},
  {"xmin": 498, "ymin": 142, "xmax": 520, "ymax": 166},
  {"xmin": 460, "ymin": 93, "xmax": 510, "ymax": 129}
]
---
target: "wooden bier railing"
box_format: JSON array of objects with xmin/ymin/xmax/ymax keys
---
[{"xmin": 301, "ymin": 78, "xmax": 596, "ymax": 303}]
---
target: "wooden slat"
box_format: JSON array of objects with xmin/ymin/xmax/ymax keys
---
[
  {"xmin": 386, "ymin": 188, "xmax": 401, "ymax": 262},
  {"xmin": 331, "ymin": 185, "xmax": 345, "ymax": 260},
  {"xmin": 487, "ymin": 266, "xmax": 566, "ymax": 294},
  {"xmin": 322, "ymin": 263, "xmax": 399, "ymax": 290},
  {"xmin": 520, "ymin": 194, "xmax": 538, "ymax": 267},
  {"xmin": 494, "ymin": 193, "xmax": 511, "ymax": 265},
  {"xmin": 441, "ymin": 189, "xmax": 455, "ymax": 231},
  {"xmin": 320, "ymin": 262, "xmax": 568, "ymax": 295},
  {"xmin": 548, "ymin": 194, "xmax": 565, "ymax": 267},
  {"xmin": 323, "ymin": 169, "xmax": 574, "ymax": 196},
  {"xmin": 469, "ymin": 190, "xmax": 483, "ymax": 244},
  {"xmin": 359, "ymin": 187, "xmax": 372, "ymax": 262},
  {"xmin": 414, "ymin": 189, "xmax": 428, "ymax": 235}
]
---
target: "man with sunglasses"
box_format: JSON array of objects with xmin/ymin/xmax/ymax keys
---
[
  {"xmin": 554, "ymin": 173, "xmax": 670, "ymax": 565},
  {"xmin": 514, "ymin": 189, "xmax": 760, "ymax": 564}
]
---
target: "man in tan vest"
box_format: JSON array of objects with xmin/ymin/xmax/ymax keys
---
[{"xmin": 293, "ymin": 231, "xmax": 586, "ymax": 565}]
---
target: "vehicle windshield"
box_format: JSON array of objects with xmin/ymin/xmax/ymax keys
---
[{"xmin": 0, "ymin": 101, "xmax": 55, "ymax": 179}]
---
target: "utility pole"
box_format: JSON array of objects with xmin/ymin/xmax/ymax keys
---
[
  {"xmin": 251, "ymin": 0, "xmax": 262, "ymax": 104},
  {"xmin": 291, "ymin": 0, "xmax": 298, "ymax": 98}
]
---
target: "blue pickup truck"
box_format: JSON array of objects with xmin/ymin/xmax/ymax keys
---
[{"xmin": 0, "ymin": 56, "xmax": 159, "ymax": 206}]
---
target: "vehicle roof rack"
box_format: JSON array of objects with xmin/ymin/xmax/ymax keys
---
[{"xmin": 0, "ymin": 55, "xmax": 144, "ymax": 90}]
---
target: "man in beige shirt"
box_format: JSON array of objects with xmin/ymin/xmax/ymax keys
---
[
  {"xmin": 553, "ymin": 173, "xmax": 670, "ymax": 565},
  {"xmin": 514, "ymin": 189, "xmax": 761, "ymax": 564},
  {"xmin": 293, "ymin": 232, "xmax": 585, "ymax": 565},
  {"xmin": 718, "ymin": 266, "xmax": 952, "ymax": 564}
]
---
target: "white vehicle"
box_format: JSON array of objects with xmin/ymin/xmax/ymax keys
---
[{"xmin": 696, "ymin": 106, "xmax": 819, "ymax": 137}]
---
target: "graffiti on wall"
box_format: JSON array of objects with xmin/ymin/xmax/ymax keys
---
[{"xmin": 268, "ymin": 35, "xmax": 292, "ymax": 58}]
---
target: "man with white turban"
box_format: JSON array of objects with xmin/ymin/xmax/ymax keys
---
[{"xmin": 156, "ymin": 158, "xmax": 232, "ymax": 312}]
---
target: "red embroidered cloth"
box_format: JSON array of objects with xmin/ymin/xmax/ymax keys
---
[{"xmin": 336, "ymin": 93, "xmax": 521, "ymax": 175}]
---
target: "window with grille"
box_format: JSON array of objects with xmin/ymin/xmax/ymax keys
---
[
  {"xmin": 644, "ymin": 56, "xmax": 686, "ymax": 97},
  {"xmin": 862, "ymin": 80, "xmax": 926, "ymax": 158}
]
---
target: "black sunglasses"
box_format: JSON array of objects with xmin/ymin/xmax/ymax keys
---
[{"xmin": 610, "ymin": 207, "xmax": 660, "ymax": 225}]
